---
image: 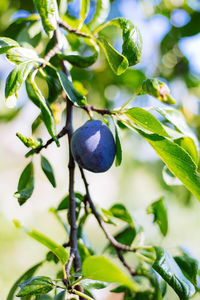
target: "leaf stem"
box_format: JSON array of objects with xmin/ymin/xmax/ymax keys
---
[
  {"xmin": 120, "ymin": 87, "xmax": 142, "ymax": 111},
  {"xmin": 58, "ymin": 18, "xmax": 92, "ymax": 39},
  {"xmin": 72, "ymin": 289, "xmax": 94, "ymax": 300},
  {"xmin": 135, "ymin": 252, "xmax": 154, "ymax": 264}
]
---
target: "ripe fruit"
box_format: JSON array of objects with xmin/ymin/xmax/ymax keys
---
[{"xmin": 71, "ymin": 120, "xmax": 116, "ymax": 173}]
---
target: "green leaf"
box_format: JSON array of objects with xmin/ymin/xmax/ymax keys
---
[
  {"xmin": 88, "ymin": 0, "xmax": 110, "ymax": 30},
  {"xmin": 32, "ymin": 114, "xmax": 43, "ymax": 133},
  {"xmin": 162, "ymin": 166, "xmax": 182, "ymax": 186},
  {"xmin": 125, "ymin": 107, "xmax": 169, "ymax": 137},
  {"xmin": 58, "ymin": 43, "xmax": 99, "ymax": 68},
  {"xmin": 105, "ymin": 226, "xmax": 137, "ymax": 254},
  {"xmin": 98, "ymin": 37, "xmax": 128, "ymax": 75},
  {"xmin": 147, "ymin": 197, "xmax": 168, "ymax": 236},
  {"xmin": 16, "ymin": 132, "xmax": 42, "ymax": 149},
  {"xmin": 77, "ymin": 279, "xmax": 108, "ymax": 290},
  {"xmin": 80, "ymin": 0, "xmax": 90, "ymax": 26},
  {"xmin": 174, "ymin": 137, "xmax": 199, "ymax": 166},
  {"xmin": 174, "ymin": 255, "xmax": 199, "ymax": 286},
  {"xmin": 115, "ymin": 125, "xmax": 122, "ymax": 167},
  {"xmin": 55, "ymin": 291, "xmax": 66, "ymax": 300},
  {"xmin": 5, "ymin": 62, "xmax": 36, "ymax": 99},
  {"xmin": 7, "ymin": 262, "xmax": 43, "ymax": 300},
  {"xmin": 82, "ymin": 256, "xmax": 141, "ymax": 291},
  {"xmin": 56, "ymin": 70, "xmax": 87, "ymax": 107},
  {"xmin": 57, "ymin": 192, "xmax": 83, "ymax": 210},
  {"xmin": 153, "ymin": 247, "xmax": 195, "ymax": 299},
  {"xmin": 14, "ymin": 162, "xmax": 34, "ymax": 206},
  {"xmin": 102, "ymin": 18, "xmax": 142, "ymax": 66},
  {"xmin": 127, "ymin": 123, "xmax": 200, "ymax": 201},
  {"xmin": 41, "ymin": 155, "xmax": 56, "ymax": 188},
  {"xmin": 28, "ymin": 231, "xmax": 68, "ymax": 265},
  {"xmin": 0, "ymin": 37, "xmax": 19, "ymax": 54},
  {"xmin": 109, "ymin": 204, "xmax": 133, "ymax": 226},
  {"xmin": 36, "ymin": 295, "xmax": 53, "ymax": 300},
  {"xmin": 33, "ymin": 0, "xmax": 58, "ymax": 37},
  {"xmin": 153, "ymin": 107, "xmax": 199, "ymax": 149},
  {"xmin": 26, "ymin": 77, "xmax": 59, "ymax": 145},
  {"xmin": 17, "ymin": 276, "xmax": 54, "ymax": 297},
  {"xmin": 14, "ymin": 222, "xmax": 68, "ymax": 265},
  {"xmin": 141, "ymin": 78, "xmax": 176, "ymax": 104},
  {"xmin": 6, "ymin": 47, "xmax": 40, "ymax": 64}
]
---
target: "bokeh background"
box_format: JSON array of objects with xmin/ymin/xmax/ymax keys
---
[{"xmin": 0, "ymin": 0, "xmax": 200, "ymax": 299}]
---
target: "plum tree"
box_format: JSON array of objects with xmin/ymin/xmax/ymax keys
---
[
  {"xmin": 1, "ymin": 0, "xmax": 200, "ymax": 299},
  {"xmin": 71, "ymin": 120, "xmax": 116, "ymax": 173}
]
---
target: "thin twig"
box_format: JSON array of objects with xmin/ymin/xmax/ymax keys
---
[
  {"xmin": 79, "ymin": 167, "xmax": 138, "ymax": 276},
  {"xmin": 116, "ymin": 249, "xmax": 137, "ymax": 276},
  {"xmin": 35, "ymin": 126, "xmax": 68, "ymax": 154},
  {"xmin": 65, "ymin": 252, "xmax": 75, "ymax": 278},
  {"xmin": 79, "ymin": 167, "xmax": 132, "ymax": 252},
  {"xmin": 41, "ymin": 42, "xmax": 60, "ymax": 68},
  {"xmin": 83, "ymin": 104, "xmax": 111, "ymax": 116},
  {"xmin": 58, "ymin": 18, "xmax": 92, "ymax": 38}
]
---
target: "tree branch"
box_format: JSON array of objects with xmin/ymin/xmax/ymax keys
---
[
  {"xmin": 79, "ymin": 167, "xmax": 137, "ymax": 276},
  {"xmin": 65, "ymin": 90, "xmax": 81, "ymax": 274},
  {"xmin": 79, "ymin": 167, "xmax": 132, "ymax": 252},
  {"xmin": 58, "ymin": 18, "xmax": 92, "ymax": 38},
  {"xmin": 83, "ymin": 104, "xmax": 111, "ymax": 116},
  {"xmin": 34, "ymin": 125, "xmax": 68, "ymax": 154}
]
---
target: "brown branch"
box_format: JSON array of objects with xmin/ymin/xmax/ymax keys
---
[
  {"xmin": 65, "ymin": 91, "xmax": 81, "ymax": 274},
  {"xmin": 41, "ymin": 42, "xmax": 60, "ymax": 68},
  {"xmin": 65, "ymin": 252, "xmax": 75, "ymax": 278},
  {"xmin": 58, "ymin": 18, "xmax": 91, "ymax": 38},
  {"xmin": 83, "ymin": 104, "xmax": 111, "ymax": 116},
  {"xmin": 116, "ymin": 249, "xmax": 137, "ymax": 276},
  {"xmin": 34, "ymin": 126, "xmax": 68, "ymax": 154},
  {"xmin": 79, "ymin": 167, "xmax": 137, "ymax": 276},
  {"xmin": 79, "ymin": 167, "xmax": 132, "ymax": 252}
]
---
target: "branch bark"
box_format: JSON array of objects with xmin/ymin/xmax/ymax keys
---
[{"xmin": 79, "ymin": 167, "xmax": 137, "ymax": 276}]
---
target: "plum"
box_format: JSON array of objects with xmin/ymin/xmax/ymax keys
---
[{"xmin": 71, "ymin": 120, "xmax": 116, "ymax": 173}]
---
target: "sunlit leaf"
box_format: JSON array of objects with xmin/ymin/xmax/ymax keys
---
[
  {"xmin": 5, "ymin": 61, "xmax": 37, "ymax": 99},
  {"xmin": 17, "ymin": 276, "xmax": 54, "ymax": 297},
  {"xmin": 79, "ymin": 0, "xmax": 90, "ymax": 28},
  {"xmin": 6, "ymin": 47, "xmax": 40, "ymax": 64},
  {"xmin": 88, "ymin": 0, "xmax": 110, "ymax": 30},
  {"xmin": 57, "ymin": 70, "xmax": 87, "ymax": 107},
  {"xmin": 125, "ymin": 121, "xmax": 200, "ymax": 201},
  {"xmin": 14, "ymin": 162, "xmax": 34, "ymax": 206},
  {"xmin": 14, "ymin": 222, "xmax": 68, "ymax": 265},
  {"xmin": 153, "ymin": 247, "xmax": 195, "ymax": 299},
  {"xmin": 58, "ymin": 43, "xmax": 99, "ymax": 68},
  {"xmin": 115, "ymin": 125, "xmax": 122, "ymax": 167},
  {"xmin": 0, "ymin": 37, "xmax": 19, "ymax": 54},
  {"xmin": 41, "ymin": 155, "xmax": 56, "ymax": 188},
  {"xmin": 174, "ymin": 255, "xmax": 199, "ymax": 286},
  {"xmin": 7, "ymin": 262, "xmax": 43, "ymax": 300},
  {"xmin": 125, "ymin": 107, "xmax": 169, "ymax": 137},
  {"xmin": 109, "ymin": 204, "xmax": 133, "ymax": 226},
  {"xmin": 147, "ymin": 197, "xmax": 168, "ymax": 236},
  {"xmin": 98, "ymin": 37, "xmax": 128, "ymax": 75},
  {"xmin": 82, "ymin": 256, "xmax": 141, "ymax": 291},
  {"xmin": 26, "ymin": 77, "xmax": 59, "ymax": 145},
  {"xmin": 34, "ymin": 0, "xmax": 58, "ymax": 37},
  {"xmin": 174, "ymin": 137, "xmax": 199, "ymax": 166}
]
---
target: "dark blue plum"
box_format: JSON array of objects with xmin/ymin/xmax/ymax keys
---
[{"xmin": 71, "ymin": 120, "xmax": 116, "ymax": 173}]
